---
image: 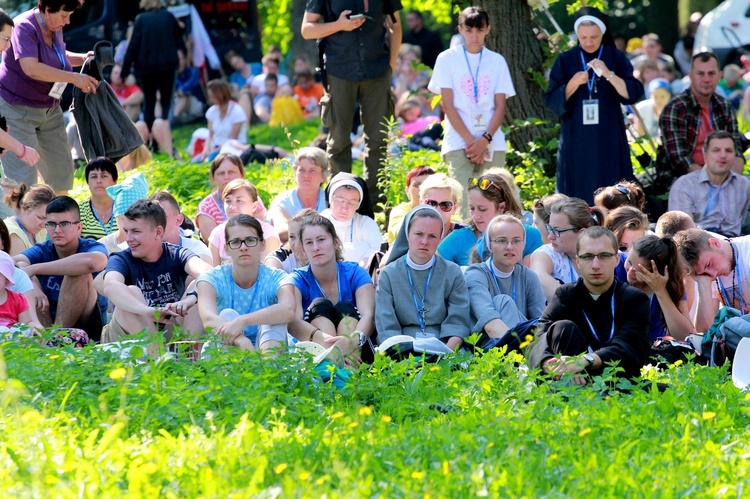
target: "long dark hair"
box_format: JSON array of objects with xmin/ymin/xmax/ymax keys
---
[{"xmin": 632, "ymin": 235, "xmax": 685, "ymax": 307}]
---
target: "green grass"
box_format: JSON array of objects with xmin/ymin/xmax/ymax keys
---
[{"xmin": 0, "ymin": 340, "xmax": 748, "ymax": 497}]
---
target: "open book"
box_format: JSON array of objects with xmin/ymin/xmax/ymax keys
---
[{"xmin": 376, "ymin": 335, "xmax": 454, "ymax": 356}]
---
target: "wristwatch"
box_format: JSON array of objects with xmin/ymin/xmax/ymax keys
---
[
  {"xmin": 582, "ymin": 354, "xmax": 595, "ymax": 367},
  {"xmin": 353, "ymin": 331, "xmax": 366, "ymax": 347},
  {"xmin": 187, "ymin": 290, "xmax": 198, "ymax": 300}
]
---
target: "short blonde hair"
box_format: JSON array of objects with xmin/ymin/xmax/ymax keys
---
[
  {"xmin": 294, "ymin": 147, "xmax": 329, "ymax": 180},
  {"xmin": 419, "ymin": 172, "xmax": 463, "ymax": 206}
]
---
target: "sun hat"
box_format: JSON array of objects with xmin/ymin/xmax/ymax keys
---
[
  {"xmin": 295, "ymin": 341, "xmax": 346, "ymax": 368},
  {"xmin": 0, "ymin": 251, "xmax": 15, "ymax": 286}
]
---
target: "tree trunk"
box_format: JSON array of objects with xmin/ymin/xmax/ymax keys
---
[
  {"xmin": 477, "ymin": 0, "xmax": 557, "ymax": 170},
  {"xmin": 288, "ymin": 0, "xmax": 319, "ymax": 75}
]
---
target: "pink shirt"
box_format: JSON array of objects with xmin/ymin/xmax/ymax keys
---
[{"xmin": 196, "ymin": 192, "xmax": 268, "ymax": 229}]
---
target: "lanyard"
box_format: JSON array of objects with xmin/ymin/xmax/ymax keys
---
[
  {"xmin": 718, "ymin": 242, "xmax": 745, "ymax": 311},
  {"xmin": 579, "ymin": 46, "xmax": 603, "ymax": 99},
  {"xmin": 488, "ymin": 258, "xmax": 516, "ymax": 302},
  {"xmin": 216, "ymin": 192, "xmax": 226, "ymax": 219},
  {"xmin": 90, "ymin": 200, "xmax": 113, "ymax": 235},
  {"xmin": 407, "ymin": 263, "xmax": 434, "ymax": 334},
  {"xmin": 567, "ymin": 255, "xmax": 577, "ymax": 283},
  {"xmin": 702, "ymin": 183, "xmax": 723, "ymax": 219},
  {"xmin": 349, "ymin": 221, "xmax": 354, "ymax": 243},
  {"xmin": 314, "ymin": 263, "xmax": 341, "ymax": 301},
  {"xmin": 462, "ymin": 46, "xmax": 484, "ymax": 104},
  {"xmin": 582, "ymin": 292, "xmax": 615, "ymax": 345},
  {"xmin": 36, "ymin": 11, "xmax": 66, "ymax": 69},
  {"xmin": 16, "ymin": 216, "xmax": 35, "ymax": 245}
]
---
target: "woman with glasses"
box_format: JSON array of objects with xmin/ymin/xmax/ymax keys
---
[
  {"xmin": 0, "ymin": 1, "xmax": 99, "ymax": 195},
  {"xmin": 320, "ymin": 173, "xmax": 382, "ymax": 267},
  {"xmin": 269, "ymin": 147, "xmax": 329, "ymax": 243},
  {"xmin": 623, "ymin": 234, "xmax": 696, "ymax": 341},
  {"xmin": 376, "ymin": 205, "xmax": 471, "ymax": 349},
  {"xmin": 532, "ymin": 193, "xmax": 569, "ymax": 244},
  {"xmin": 3, "ymin": 183, "xmax": 55, "ymax": 255},
  {"xmin": 530, "ymin": 197, "xmax": 605, "ymax": 302},
  {"xmin": 208, "ymin": 179, "xmax": 280, "ymax": 266},
  {"xmin": 286, "ymin": 214, "xmax": 375, "ymax": 363},
  {"xmin": 438, "ymin": 173, "xmax": 542, "ymax": 266},
  {"xmin": 465, "ymin": 215, "xmax": 546, "ymax": 340},
  {"xmin": 197, "ymin": 214, "xmax": 295, "ymax": 353},
  {"xmin": 418, "ymin": 173, "xmax": 465, "ymax": 240}
]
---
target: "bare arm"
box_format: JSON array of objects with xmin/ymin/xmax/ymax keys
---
[
  {"xmin": 15, "ymin": 252, "xmax": 108, "ymax": 278},
  {"xmin": 353, "ymin": 284, "xmax": 375, "ymax": 336},
  {"xmin": 441, "ymin": 87, "xmax": 476, "ymax": 145},
  {"xmin": 270, "ymin": 206, "xmax": 291, "ymax": 244},
  {"xmin": 530, "ymin": 251, "xmax": 561, "ymax": 302},
  {"xmin": 300, "ymin": 11, "xmax": 365, "ymax": 40},
  {"xmin": 102, "ymin": 271, "xmax": 156, "ymax": 315},
  {"xmin": 184, "ymin": 255, "xmax": 213, "ymax": 280},
  {"xmin": 18, "ymin": 57, "xmax": 98, "ymax": 91},
  {"xmin": 693, "ymin": 274, "xmax": 719, "ymax": 333},
  {"xmin": 196, "ymin": 214, "xmax": 217, "ymax": 244}
]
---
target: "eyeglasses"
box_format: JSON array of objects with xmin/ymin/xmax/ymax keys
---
[
  {"xmin": 545, "ymin": 224, "xmax": 580, "ymax": 238},
  {"xmin": 614, "ymin": 184, "xmax": 631, "ymax": 201},
  {"xmin": 227, "ymin": 236, "xmax": 260, "ymax": 249},
  {"xmin": 423, "ymin": 199, "xmax": 454, "ymax": 212},
  {"xmin": 577, "ymin": 252, "xmax": 616, "ymax": 262},
  {"xmin": 491, "ymin": 238, "xmax": 524, "ymax": 247},
  {"xmin": 0, "ymin": 34, "xmax": 10, "ymax": 43},
  {"xmin": 45, "ymin": 221, "xmax": 79, "ymax": 231},
  {"xmin": 331, "ymin": 196, "xmax": 359, "ymax": 208},
  {"xmin": 469, "ymin": 177, "xmax": 503, "ymax": 192}
]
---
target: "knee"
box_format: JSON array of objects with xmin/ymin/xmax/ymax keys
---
[
  {"xmin": 305, "ymin": 298, "xmax": 337, "ymax": 324},
  {"xmin": 126, "ymin": 285, "xmax": 148, "ymax": 303}
]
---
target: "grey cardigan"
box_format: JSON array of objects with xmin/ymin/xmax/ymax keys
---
[
  {"xmin": 376, "ymin": 255, "xmax": 472, "ymax": 343},
  {"xmin": 465, "ymin": 262, "xmax": 546, "ymax": 333}
]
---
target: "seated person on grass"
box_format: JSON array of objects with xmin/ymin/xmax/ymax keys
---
[
  {"xmin": 0, "ymin": 251, "xmax": 42, "ymax": 338},
  {"xmin": 149, "ymin": 191, "xmax": 212, "ymax": 264},
  {"xmin": 100, "ymin": 200, "xmax": 212, "ymax": 345},
  {"xmin": 197, "ymin": 214, "xmax": 295, "ymax": 353},
  {"xmin": 13, "ymin": 196, "xmax": 109, "ymax": 342},
  {"xmin": 527, "ymin": 227, "xmax": 651, "ymax": 384}
]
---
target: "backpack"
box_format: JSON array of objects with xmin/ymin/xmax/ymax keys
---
[{"xmin": 701, "ymin": 307, "xmax": 747, "ymax": 366}]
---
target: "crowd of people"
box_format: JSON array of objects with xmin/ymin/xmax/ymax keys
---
[{"xmin": 0, "ymin": 1, "xmax": 749, "ymax": 382}]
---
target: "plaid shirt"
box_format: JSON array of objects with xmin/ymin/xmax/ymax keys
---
[
  {"xmin": 667, "ymin": 168, "xmax": 750, "ymax": 237},
  {"xmin": 658, "ymin": 89, "xmax": 741, "ymax": 176}
]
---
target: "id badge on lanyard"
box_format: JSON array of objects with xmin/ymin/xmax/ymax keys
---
[{"xmin": 583, "ymin": 99, "xmax": 599, "ymax": 125}]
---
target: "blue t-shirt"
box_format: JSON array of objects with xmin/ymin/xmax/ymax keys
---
[
  {"xmin": 269, "ymin": 188, "xmax": 327, "ymax": 220},
  {"xmin": 105, "ymin": 243, "xmax": 196, "ymax": 307},
  {"xmin": 22, "ymin": 238, "xmax": 108, "ymax": 317},
  {"xmin": 196, "ymin": 264, "xmax": 287, "ymax": 342},
  {"xmin": 439, "ymin": 224, "xmax": 544, "ymax": 266},
  {"xmin": 284, "ymin": 261, "xmax": 372, "ymax": 311}
]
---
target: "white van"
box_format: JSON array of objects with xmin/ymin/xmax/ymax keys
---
[{"xmin": 694, "ymin": 0, "xmax": 750, "ymax": 66}]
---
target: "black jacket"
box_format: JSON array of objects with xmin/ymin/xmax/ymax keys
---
[{"xmin": 122, "ymin": 8, "xmax": 185, "ymax": 78}]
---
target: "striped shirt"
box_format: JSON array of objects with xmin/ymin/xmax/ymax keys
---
[{"xmin": 80, "ymin": 199, "xmax": 118, "ymax": 240}]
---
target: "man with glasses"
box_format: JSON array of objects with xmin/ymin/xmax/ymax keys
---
[
  {"xmin": 100, "ymin": 199, "xmax": 211, "ymax": 346},
  {"xmin": 13, "ymin": 196, "xmax": 108, "ymax": 342},
  {"xmin": 527, "ymin": 226, "xmax": 651, "ymax": 384}
]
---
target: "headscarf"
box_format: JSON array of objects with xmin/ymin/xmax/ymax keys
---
[
  {"xmin": 648, "ymin": 78, "xmax": 673, "ymax": 97},
  {"xmin": 327, "ymin": 175, "xmax": 364, "ymax": 209},
  {"xmin": 384, "ymin": 204, "xmax": 443, "ymax": 266},
  {"xmin": 325, "ymin": 172, "xmax": 374, "ymax": 219},
  {"xmin": 480, "ymin": 215, "xmax": 527, "ymax": 261},
  {"xmin": 574, "ymin": 7, "xmax": 615, "ymax": 48}
]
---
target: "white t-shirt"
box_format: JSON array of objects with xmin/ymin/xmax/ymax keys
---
[
  {"xmin": 250, "ymin": 73, "xmax": 290, "ymax": 92},
  {"xmin": 714, "ymin": 235, "xmax": 750, "ymax": 313},
  {"xmin": 205, "ymin": 101, "xmax": 248, "ymax": 151},
  {"xmin": 320, "ymin": 210, "xmax": 383, "ymax": 267},
  {"xmin": 428, "ymin": 45, "xmax": 515, "ymax": 155},
  {"xmin": 534, "ymin": 244, "xmax": 579, "ymax": 284}
]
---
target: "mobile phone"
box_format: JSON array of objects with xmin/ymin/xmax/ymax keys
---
[{"xmin": 349, "ymin": 13, "xmax": 365, "ymax": 19}]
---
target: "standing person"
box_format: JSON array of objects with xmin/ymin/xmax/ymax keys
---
[
  {"xmin": 301, "ymin": 0, "xmax": 402, "ymax": 204},
  {"xmin": 527, "ymin": 227, "xmax": 651, "ymax": 383},
  {"xmin": 0, "ymin": 1, "xmax": 97, "ymax": 194},
  {"xmin": 121, "ymin": 0, "xmax": 185, "ymax": 156},
  {"xmin": 402, "ymin": 10, "xmax": 443, "ymax": 69},
  {"xmin": 668, "ymin": 131, "xmax": 750, "ymax": 238},
  {"xmin": 3, "ymin": 183, "xmax": 55, "ymax": 255},
  {"xmin": 427, "ymin": 6, "xmax": 515, "ymax": 219},
  {"xmin": 14, "ymin": 196, "xmax": 108, "ymax": 342},
  {"xmin": 659, "ymin": 52, "xmax": 745, "ymax": 180},
  {"xmin": 543, "ymin": 7, "xmax": 643, "ymax": 204}
]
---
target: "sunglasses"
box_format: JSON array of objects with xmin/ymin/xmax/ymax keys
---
[
  {"xmin": 227, "ymin": 236, "xmax": 260, "ymax": 249},
  {"xmin": 423, "ymin": 199, "xmax": 454, "ymax": 212},
  {"xmin": 615, "ymin": 184, "xmax": 631, "ymax": 201},
  {"xmin": 469, "ymin": 177, "xmax": 503, "ymax": 192}
]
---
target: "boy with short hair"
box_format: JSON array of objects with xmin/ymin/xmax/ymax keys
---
[
  {"xmin": 427, "ymin": 6, "xmax": 515, "ymax": 218},
  {"xmin": 100, "ymin": 199, "xmax": 212, "ymax": 344}
]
